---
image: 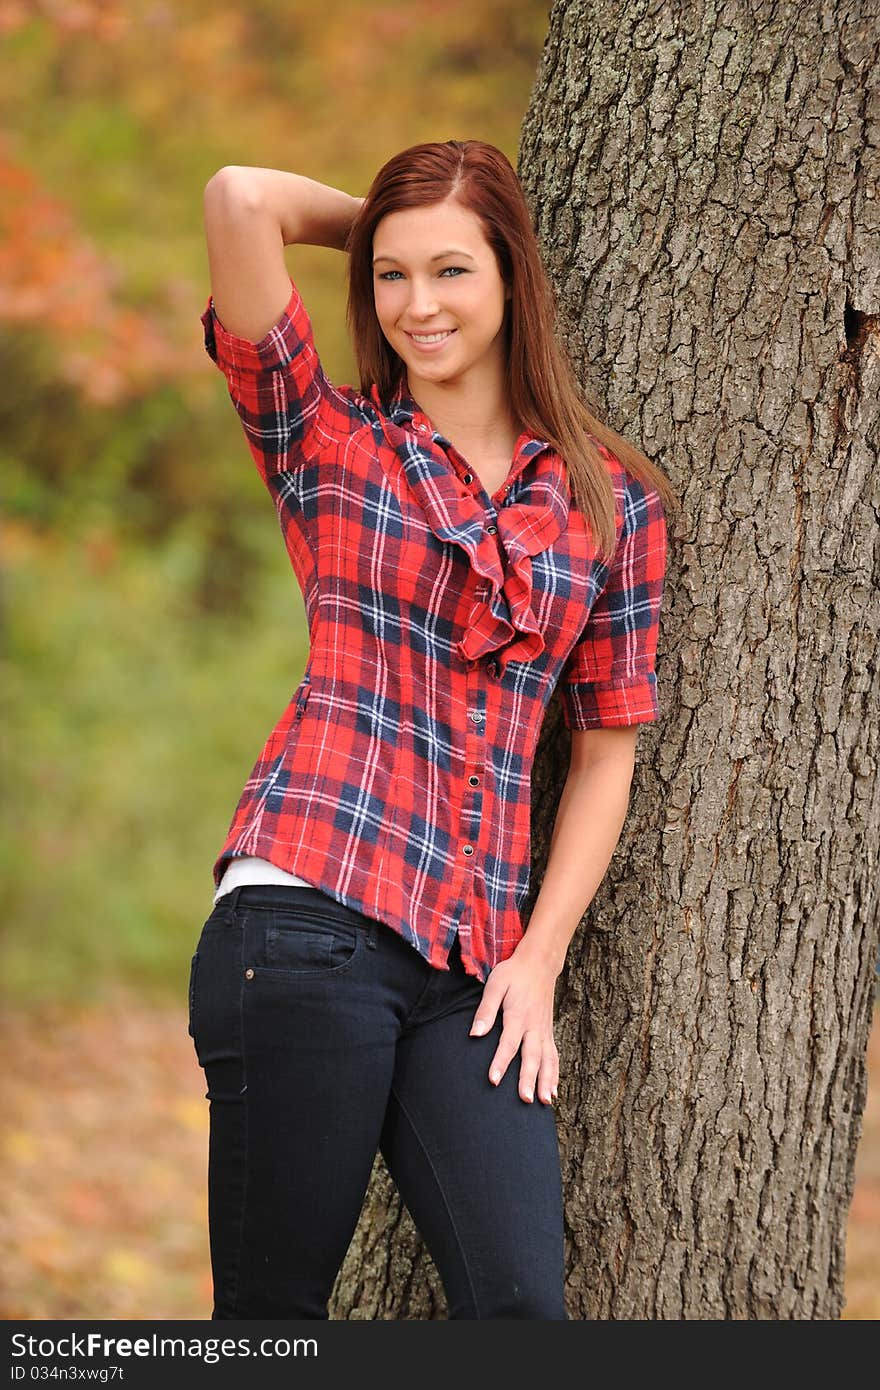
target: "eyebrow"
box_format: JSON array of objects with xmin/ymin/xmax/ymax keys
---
[{"xmin": 372, "ymin": 249, "xmax": 477, "ymax": 266}]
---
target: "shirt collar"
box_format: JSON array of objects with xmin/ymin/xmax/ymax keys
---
[{"xmin": 384, "ymin": 376, "xmax": 422, "ymax": 428}]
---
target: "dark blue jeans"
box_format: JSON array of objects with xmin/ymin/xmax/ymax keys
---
[{"xmin": 187, "ymin": 883, "xmax": 567, "ymax": 1320}]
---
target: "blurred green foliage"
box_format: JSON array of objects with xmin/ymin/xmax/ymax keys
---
[{"xmin": 1, "ymin": 1, "xmax": 549, "ymax": 1004}]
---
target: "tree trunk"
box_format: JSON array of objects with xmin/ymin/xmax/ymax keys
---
[{"xmin": 332, "ymin": 0, "xmax": 880, "ymax": 1319}]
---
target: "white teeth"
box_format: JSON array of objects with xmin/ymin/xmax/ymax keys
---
[{"xmin": 410, "ymin": 331, "xmax": 453, "ymax": 343}]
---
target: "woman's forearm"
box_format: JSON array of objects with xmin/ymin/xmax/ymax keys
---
[
  {"xmin": 208, "ymin": 165, "xmax": 362, "ymax": 251},
  {"xmin": 515, "ymin": 759, "xmax": 634, "ymax": 977}
]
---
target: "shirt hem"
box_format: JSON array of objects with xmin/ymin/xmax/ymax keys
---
[{"xmin": 213, "ymin": 843, "xmax": 492, "ymax": 984}]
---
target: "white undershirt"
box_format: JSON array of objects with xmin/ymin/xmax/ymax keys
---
[{"xmin": 213, "ymin": 854, "xmax": 315, "ymax": 904}]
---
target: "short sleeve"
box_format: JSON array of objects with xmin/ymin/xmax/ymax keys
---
[
  {"xmin": 558, "ymin": 473, "xmax": 668, "ymax": 730},
  {"xmin": 200, "ymin": 276, "xmax": 343, "ymax": 486}
]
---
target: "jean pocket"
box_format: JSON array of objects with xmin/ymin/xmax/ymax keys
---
[
  {"xmin": 187, "ymin": 952, "xmax": 200, "ymax": 1038},
  {"xmin": 251, "ymin": 906, "xmax": 364, "ymax": 979}
]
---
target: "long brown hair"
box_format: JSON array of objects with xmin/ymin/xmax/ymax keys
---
[{"xmin": 344, "ymin": 139, "xmax": 678, "ymax": 563}]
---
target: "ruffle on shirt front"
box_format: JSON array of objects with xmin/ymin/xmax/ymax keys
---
[{"xmin": 369, "ymin": 381, "xmax": 571, "ymax": 677}]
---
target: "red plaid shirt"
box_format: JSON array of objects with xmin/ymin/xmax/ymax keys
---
[{"xmin": 200, "ymin": 277, "xmax": 667, "ymax": 981}]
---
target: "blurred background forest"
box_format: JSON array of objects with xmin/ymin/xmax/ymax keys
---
[{"xmin": 1, "ymin": 0, "xmax": 876, "ymax": 1320}]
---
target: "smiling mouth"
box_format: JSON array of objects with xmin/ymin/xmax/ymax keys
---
[{"xmin": 406, "ymin": 329, "xmax": 457, "ymax": 344}]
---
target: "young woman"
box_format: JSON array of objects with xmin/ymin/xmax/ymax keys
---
[{"xmin": 188, "ymin": 139, "xmax": 675, "ymax": 1320}]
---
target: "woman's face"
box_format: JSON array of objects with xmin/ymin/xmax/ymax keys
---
[{"xmin": 372, "ymin": 196, "xmax": 511, "ymax": 389}]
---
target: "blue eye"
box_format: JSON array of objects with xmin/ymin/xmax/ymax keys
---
[{"xmin": 377, "ymin": 267, "xmax": 467, "ymax": 281}]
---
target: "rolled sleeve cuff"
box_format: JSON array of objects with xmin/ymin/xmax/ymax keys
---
[
  {"xmin": 561, "ymin": 671, "xmax": 659, "ymax": 729},
  {"xmin": 200, "ymin": 279, "xmax": 305, "ymax": 375}
]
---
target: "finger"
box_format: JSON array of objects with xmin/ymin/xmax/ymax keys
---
[
  {"xmin": 536, "ymin": 1052, "xmax": 560, "ymax": 1105},
  {"xmin": 469, "ymin": 984, "xmax": 504, "ymax": 1036},
  {"xmin": 488, "ymin": 1026, "xmax": 524, "ymax": 1085},
  {"xmin": 517, "ymin": 1038, "xmax": 544, "ymax": 1103}
]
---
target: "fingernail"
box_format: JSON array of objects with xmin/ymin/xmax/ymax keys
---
[
  {"xmin": 471, "ymin": 1020, "xmax": 487, "ymax": 1035},
  {"xmin": 489, "ymin": 1070, "xmax": 501, "ymax": 1084},
  {"xmin": 525, "ymin": 1089, "xmax": 534, "ymax": 1103}
]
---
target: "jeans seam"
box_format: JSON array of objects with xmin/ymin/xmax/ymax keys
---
[
  {"xmin": 231, "ymin": 916, "xmax": 249, "ymax": 1318},
  {"xmin": 400, "ymin": 971, "xmax": 439, "ymax": 1030},
  {"xmin": 388, "ymin": 1083, "xmax": 482, "ymax": 1320}
]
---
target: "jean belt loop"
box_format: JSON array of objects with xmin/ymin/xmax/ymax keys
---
[{"xmin": 225, "ymin": 885, "xmax": 245, "ymax": 912}]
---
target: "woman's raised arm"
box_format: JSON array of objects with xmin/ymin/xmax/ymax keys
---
[{"xmin": 203, "ymin": 165, "xmax": 363, "ymax": 343}]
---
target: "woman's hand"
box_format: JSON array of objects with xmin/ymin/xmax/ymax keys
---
[{"xmin": 469, "ymin": 944, "xmax": 560, "ymax": 1106}]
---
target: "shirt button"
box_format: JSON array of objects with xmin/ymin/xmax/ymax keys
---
[
  {"xmin": 415, "ymin": 422, "xmax": 428, "ymax": 433},
  {"xmin": 486, "ymin": 524, "xmax": 497, "ymax": 535},
  {"xmin": 486, "ymin": 659, "xmax": 500, "ymax": 678},
  {"xmin": 462, "ymin": 844, "xmax": 475, "ymax": 856},
  {"xmin": 468, "ymin": 774, "xmax": 480, "ymax": 786},
  {"xmin": 470, "ymin": 710, "xmax": 484, "ymax": 723},
  {"xmin": 463, "ymin": 471, "xmax": 474, "ymax": 484}
]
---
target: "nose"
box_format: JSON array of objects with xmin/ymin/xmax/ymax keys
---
[{"xmin": 407, "ymin": 281, "xmax": 440, "ymax": 318}]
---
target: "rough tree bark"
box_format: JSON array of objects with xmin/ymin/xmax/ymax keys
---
[{"xmin": 332, "ymin": 0, "xmax": 880, "ymax": 1319}]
